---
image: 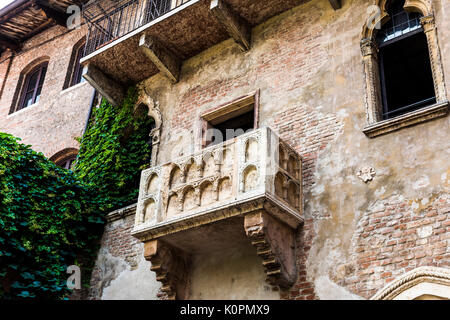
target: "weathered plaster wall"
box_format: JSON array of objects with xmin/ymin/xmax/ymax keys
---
[
  {"xmin": 189, "ymin": 240, "xmax": 280, "ymax": 300},
  {"xmin": 130, "ymin": 0, "xmax": 449, "ymax": 300},
  {"xmin": 89, "ymin": 212, "xmax": 162, "ymax": 300},
  {"xmin": 0, "ymin": 25, "xmax": 94, "ymax": 158}
]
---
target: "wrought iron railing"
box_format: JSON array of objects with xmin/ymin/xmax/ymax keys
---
[{"xmin": 82, "ymin": 0, "xmax": 190, "ymax": 56}]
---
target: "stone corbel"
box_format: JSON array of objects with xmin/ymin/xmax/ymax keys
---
[
  {"xmin": 244, "ymin": 211, "xmax": 297, "ymax": 289},
  {"xmin": 139, "ymin": 34, "xmax": 181, "ymax": 83},
  {"xmin": 144, "ymin": 240, "xmax": 190, "ymax": 300},
  {"xmin": 210, "ymin": 0, "xmax": 251, "ymax": 51},
  {"xmin": 83, "ymin": 64, "xmax": 125, "ymax": 106}
]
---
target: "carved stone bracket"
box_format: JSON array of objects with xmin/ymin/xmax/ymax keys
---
[
  {"xmin": 244, "ymin": 211, "xmax": 297, "ymax": 289},
  {"xmin": 144, "ymin": 240, "xmax": 190, "ymax": 300}
]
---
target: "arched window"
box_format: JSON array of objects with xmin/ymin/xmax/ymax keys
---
[
  {"xmin": 63, "ymin": 38, "xmax": 86, "ymax": 89},
  {"xmin": 56, "ymin": 156, "xmax": 77, "ymax": 170},
  {"xmin": 49, "ymin": 148, "xmax": 78, "ymax": 171},
  {"xmin": 361, "ymin": 0, "xmax": 448, "ymax": 138},
  {"xmin": 18, "ymin": 62, "xmax": 48, "ymax": 110},
  {"xmin": 376, "ymin": 0, "xmax": 435, "ymax": 120},
  {"xmin": 71, "ymin": 45, "xmax": 86, "ymax": 87}
]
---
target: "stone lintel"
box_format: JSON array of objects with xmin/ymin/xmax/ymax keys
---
[
  {"xmin": 210, "ymin": 0, "xmax": 251, "ymax": 52},
  {"xmin": 244, "ymin": 211, "xmax": 297, "ymax": 289},
  {"xmin": 82, "ymin": 64, "xmax": 125, "ymax": 107},
  {"xmin": 139, "ymin": 34, "xmax": 180, "ymax": 83},
  {"xmin": 328, "ymin": 0, "xmax": 342, "ymax": 10}
]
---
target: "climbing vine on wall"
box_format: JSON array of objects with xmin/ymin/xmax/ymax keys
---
[
  {"xmin": 0, "ymin": 86, "xmax": 154, "ymax": 299},
  {"xmin": 75, "ymin": 86, "xmax": 154, "ymax": 208},
  {"xmin": 0, "ymin": 133, "xmax": 106, "ymax": 299}
]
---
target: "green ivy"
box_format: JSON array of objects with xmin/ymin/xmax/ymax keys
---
[
  {"xmin": 0, "ymin": 86, "xmax": 153, "ymax": 299},
  {"xmin": 0, "ymin": 133, "xmax": 106, "ymax": 299},
  {"xmin": 75, "ymin": 86, "xmax": 154, "ymax": 208}
]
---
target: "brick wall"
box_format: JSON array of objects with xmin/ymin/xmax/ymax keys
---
[
  {"xmin": 142, "ymin": 0, "xmax": 450, "ymax": 300},
  {"xmin": 0, "ymin": 25, "xmax": 94, "ymax": 158}
]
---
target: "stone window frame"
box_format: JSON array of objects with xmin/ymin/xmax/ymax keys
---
[
  {"xmin": 199, "ymin": 90, "xmax": 260, "ymax": 149},
  {"xmin": 63, "ymin": 37, "xmax": 86, "ymax": 90},
  {"xmin": 9, "ymin": 56, "xmax": 50, "ymax": 114},
  {"xmin": 371, "ymin": 266, "xmax": 450, "ymax": 300},
  {"xmin": 49, "ymin": 148, "xmax": 79, "ymax": 170},
  {"xmin": 361, "ymin": 0, "xmax": 448, "ymax": 138}
]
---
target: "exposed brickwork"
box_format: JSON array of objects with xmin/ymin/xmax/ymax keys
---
[
  {"xmin": 281, "ymin": 218, "xmax": 318, "ymax": 300},
  {"xmin": 0, "ymin": 25, "xmax": 94, "ymax": 158},
  {"xmin": 88, "ymin": 213, "xmax": 142, "ymax": 299},
  {"xmin": 345, "ymin": 194, "xmax": 450, "ymax": 299},
  {"xmin": 1, "ymin": 0, "xmax": 449, "ymax": 300}
]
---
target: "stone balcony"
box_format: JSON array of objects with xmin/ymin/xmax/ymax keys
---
[
  {"xmin": 80, "ymin": 0, "xmax": 341, "ymax": 106},
  {"xmin": 131, "ymin": 127, "xmax": 303, "ymax": 299}
]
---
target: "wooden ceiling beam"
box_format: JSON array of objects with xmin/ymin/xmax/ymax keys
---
[
  {"xmin": 36, "ymin": 0, "xmax": 71, "ymax": 27},
  {"xmin": 0, "ymin": 34, "xmax": 22, "ymax": 52}
]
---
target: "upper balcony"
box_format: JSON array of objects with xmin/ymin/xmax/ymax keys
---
[
  {"xmin": 80, "ymin": 0, "xmax": 341, "ymax": 105},
  {"xmin": 131, "ymin": 127, "xmax": 303, "ymax": 299}
]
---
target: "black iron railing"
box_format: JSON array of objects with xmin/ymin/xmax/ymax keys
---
[{"xmin": 82, "ymin": 0, "xmax": 190, "ymax": 57}]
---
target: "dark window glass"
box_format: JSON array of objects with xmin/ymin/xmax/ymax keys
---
[
  {"xmin": 205, "ymin": 105, "xmax": 255, "ymax": 147},
  {"xmin": 57, "ymin": 156, "xmax": 77, "ymax": 170},
  {"xmin": 376, "ymin": 0, "xmax": 435, "ymax": 119},
  {"xmin": 71, "ymin": 46, "xmax": 86, "ymax": 87},
  {"xmin": 19, "ymin": 63, "xmax": 47, "ymax": 110}
]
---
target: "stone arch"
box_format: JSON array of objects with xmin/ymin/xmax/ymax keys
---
[
  {"xmin": 169, "ymin": 165, "xmax": 182, "ymax": 189},
  {"xmin": 166, "ymin": 193, "xmax": 179, "ymax": 218},
  {"xmin": 287, "ymin": 181, "xmax": 298, "ymax": 209},
  {"xmin": 182, "ymin": 186, "xmax": 197, "ymax": 211},
  {"xmin": 371, "ymin": 267, "xmax": 450, "ymax": 300},
  {"xmin": 361, "ymin": 0, "xmax": 432, "ymax": 40},
  {"xmin": 278, "ymin": 145, "xmax": 287, "ymax": 170},
  {"xmin": 143, "ymin": 197, "xmax": 157, "ymax": 223},
  {"xmin": 245, "ymin": 137, "xmax": 258, "ymax": 163},
  {"xmin": 49, "ymin": 148, "xmax": 78, "ymax": 164},
  {"xmin": 287, "ymin": 154, "xmax": 298, "ymax": 178},
  {"xmin": 274, "ymin": 172, "xmax": 285, "ymax": 199},
  {"xmin": 185, "ymin": 159, "xmax": 198, "ymax": 182},
  {"xmin": 146, "ymin": 173, "xmax": 159, "ymax": 195},
  {"xmin": 63, "ymin": 36, "xmax": 86, "ymax": 90},
  {"xmin": 242, "ymin": 165, "xmax": 259, "ymax": 192},
  {"xmin": 10, "ymin": 56, "xmax": 50, "ymax": 114},
  {"xmin": 218, "ymin": 177, "xmax": 232, "ymax": 201},
  {"xmin": 221, "ymin": 147, "xmax": 233, "ymax": 169},
  {"xmin": 202, "ymin": 152, "xmax": 216, "ymax": 177},
  {"xmin": 199, "ymin": 180, "xmax": 214, "ymax": 206}
]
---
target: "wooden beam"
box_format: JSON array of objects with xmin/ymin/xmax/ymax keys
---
[
  {"xmin": 328, "ymin": 0, "xmax": 342, "ymax": 10},
  {"xmin": 139, "ymin": 34, "xmax": 181, "ymax": 83},
  {"xmin": 0, "ymin": 0, "xmax": 30, "ymax": 24},
  {"xmin": 82, "ymin": 64, "xmax": 125, "ymax": 107},
  {"xmin": 0, "ymin": 34, "xmax": 21, "ymax": 52},
  {"xmin": 36, "ymin": 0, "xmax": 71, "ymax": 27},
  {"xmin": 210, "ymin": 0, "xmax": 251, "ymax": 51}
]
